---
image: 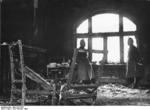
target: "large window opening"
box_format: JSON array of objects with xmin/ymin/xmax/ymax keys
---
[{"xmin": 76, "ymin": 13, "xmax": 137, "ymax": 65}]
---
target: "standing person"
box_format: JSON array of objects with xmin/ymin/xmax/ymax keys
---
[
  {"xmin": 76, "ymin": 39, "xmax": 95, "ymax": 84},
  {"xmin": 126, "ymin": 38, "xmax": 141, "ymax": 88}
]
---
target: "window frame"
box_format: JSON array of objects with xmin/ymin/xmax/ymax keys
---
[{"xmin": 74, "ymin": 13, "xmax": 137, "ymax": 64}]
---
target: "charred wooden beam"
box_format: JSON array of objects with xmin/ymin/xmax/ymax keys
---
[
  {"xmin": 12, "ymin": 89, "xmax": 51, "ymax": 95},
  {"xmin": 23, "ymin": 45, "xmax": 47, "ymax": 53},
  {"xmin": 24, "ymin": 66, "xmax": 53, "ymax": 91},
  {"xmin": 62, "ymin": 93, "xmax": 96, "ymax": 100},
  {"xmin": 69, "ymin": 84, "xmax": 98, "ymax": 89}
]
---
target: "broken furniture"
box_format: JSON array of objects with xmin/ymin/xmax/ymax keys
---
[
  {"xmin": 47, "ymin": 66, "xmax": 69, "ymax": 80},
  {"xmin": 8, "ymin": 40, "xmax": 56, "ymax": 105}
]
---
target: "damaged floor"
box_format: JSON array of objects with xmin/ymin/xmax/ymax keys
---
[
  {"xmin": 96, "ymin": 83, "xmax": 150, "ymax": 105},
  {"xmin": 1, "ymin": 83, "xmax": 150, "ymax": 105}
]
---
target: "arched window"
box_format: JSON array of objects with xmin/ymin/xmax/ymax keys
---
[{"xmin": 75, "ymin": 13, "xmax": 137, "ymax": 64}]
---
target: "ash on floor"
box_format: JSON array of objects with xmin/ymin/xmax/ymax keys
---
[{"xmin": 96, "ymin": 83, "xmax": 150, "ymax": 105}]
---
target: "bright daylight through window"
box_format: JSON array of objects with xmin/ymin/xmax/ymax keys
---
[{"xmin": 76, "ymin": 13, "xmax": 137, "ymax": 64}]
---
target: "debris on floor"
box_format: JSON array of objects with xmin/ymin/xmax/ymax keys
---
[
  {"xmin": 1, "ymin": 83, "xmax": 150, "ymax": 105},
  {"xmin": 96, "ymin": 83, "xmax": 150, "ymax": 105}
]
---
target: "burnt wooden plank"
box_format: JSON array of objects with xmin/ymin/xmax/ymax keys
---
[
  {"xmin": 12, "ymin": 89, "xmax": 51, "ymax": 95},
  {"xmin": 23, "ymin": 45, "xmax": 47, "ymax": 53},
  {"xmin": 62, "ymin": 93, "xmax": 96, "ymax": 100},
  {"xmin": 69, "ymin": 84, "xmax": 98, "ymax": 89},
  {"xmin": 24, "ymin": 66, "xmax": 53, "ymax": 91}
]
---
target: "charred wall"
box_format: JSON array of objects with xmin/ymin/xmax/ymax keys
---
[{"xmin": 1, "ymin": 0, "xmax": 150, "ymax": 88}]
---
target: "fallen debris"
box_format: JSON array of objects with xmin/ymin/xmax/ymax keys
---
[{"xmin": 96, "ymin": 83, "xmax": 150, "ymax": 105}]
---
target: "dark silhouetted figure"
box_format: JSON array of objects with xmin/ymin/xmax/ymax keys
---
[
  {"xmin": 126, "ymin": 38, "xmax": 142, "ymax": 88},
  {"xmin": 75, "ymin": 39, "xmax": 95, "ymax": 84}
]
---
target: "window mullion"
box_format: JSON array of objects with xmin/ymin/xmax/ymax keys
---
[
  {"xmin": 88, "ymin": 17, "xmax": 92, "ymax": 61},
  {"xmin": 73, "ymin": 24, "xmax": 77, "ymax": 49},
  {"xmin": 104, "ymin": 36, "xmax": 107, "ymax": 62},
  {"xmin": 119, "ymin": 14, "xmax": 124, "ymax": 63}
]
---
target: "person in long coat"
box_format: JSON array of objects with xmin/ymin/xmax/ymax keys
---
[
  {"xmin": 76, "ymin": 39, "xmax": 95, "ymax": 84},
  {"xmin": 126, "ymin": 38, "xmax": 141, "ymax": 88}
]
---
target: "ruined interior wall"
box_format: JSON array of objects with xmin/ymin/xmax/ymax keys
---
[{"xmin": 1, "ymin": 0, "xmax": 150, "ymax": 86}]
